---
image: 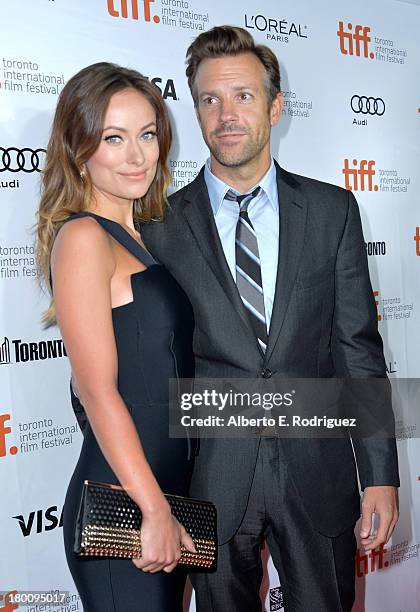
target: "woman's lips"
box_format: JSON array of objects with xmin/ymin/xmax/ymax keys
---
[{"xmin": 120, "ymin": 171, "xmax": 147, "ymax": 179}]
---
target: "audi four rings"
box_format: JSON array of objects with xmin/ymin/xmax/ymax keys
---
[
  {"xmin": 351, "ymin": 96, "xmax": 385, "ymax": 116},
  {"xmin": 0, "ymin": 147, "xmax": 46, "ymax": 172}
]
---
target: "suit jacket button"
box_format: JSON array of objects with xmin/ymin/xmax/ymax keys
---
[{"xmin": 261, "ymin": 368, "xmax": 272, "ymax": 379}]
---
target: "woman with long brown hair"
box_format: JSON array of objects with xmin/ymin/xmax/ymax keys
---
[{"xmin": 37, "ymin": 62, "xmax": 196, "ymax": 611}]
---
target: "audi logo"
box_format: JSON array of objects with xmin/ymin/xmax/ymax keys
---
[
  {"xmin": 351, "ymin": 96, "xmax": 385, "ymax": 116},
  {"xmin": 0, "ymin": 147, "xmax": 46, "ymax": 173}
]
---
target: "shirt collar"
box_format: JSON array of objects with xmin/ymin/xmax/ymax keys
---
[{"xmin": 204, "ymin": 158, "xmax": 278, "ymax": 217}]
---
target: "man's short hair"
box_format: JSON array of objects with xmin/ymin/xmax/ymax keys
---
[{"xmin": 185, "ymin": 25, "xmax": 281, "ymax": 107}]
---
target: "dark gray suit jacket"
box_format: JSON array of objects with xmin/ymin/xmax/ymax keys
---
[{"xmin": 142, "ymin": 162, "xmax": 399, "ymax": 544}]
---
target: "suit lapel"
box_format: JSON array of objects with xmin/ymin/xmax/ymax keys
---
[
  {"xmin": 182, "ymin": 170, "xmax": 257, "ymax": 338},
  {"xmin": 265, "ymin": 164, "xmax": 308, "ymax": 363}
]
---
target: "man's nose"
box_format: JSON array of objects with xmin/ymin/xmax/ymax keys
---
[{"xmin": 219, "ymin": 99, "xmax": 238, "ymax": 123}]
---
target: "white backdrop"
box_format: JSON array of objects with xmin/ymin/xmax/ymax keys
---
[{"xmin": 1, "ymin": 1, "xmax": 419, "ymax": 610}]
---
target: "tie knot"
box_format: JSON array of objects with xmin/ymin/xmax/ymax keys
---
[{"xmin": 225, "ymin": 186, "xmax": 261, "ymax": 212}]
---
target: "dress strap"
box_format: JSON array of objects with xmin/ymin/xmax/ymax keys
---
[{"xmin": 68, "ymin": 212, "xmax": 157, "ymax": 268}]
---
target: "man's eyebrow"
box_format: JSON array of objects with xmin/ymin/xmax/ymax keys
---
[
  {"xmin": 231, "ymin": 84, "xmax": 257, "ymax": 91},
  {"xmin": 199, "ymin": 85, "xmax": 257, "ymax": 96}
]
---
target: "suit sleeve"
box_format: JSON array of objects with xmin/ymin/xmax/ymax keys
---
[{"xmin": 331, "ymin": 189, "xmax": 400, "ymax": 488}]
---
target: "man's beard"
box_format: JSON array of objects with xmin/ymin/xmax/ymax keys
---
[{"xmin": 204, "ymin": 123, "xmax": 270, "ymax": 168}]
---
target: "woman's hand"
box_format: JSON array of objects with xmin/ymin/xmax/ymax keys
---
[{"xmin": 132, "ymin": 504, "xmax": 196, "ymax": 573}]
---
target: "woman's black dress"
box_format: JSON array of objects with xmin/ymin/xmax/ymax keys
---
[{"xmin": 62, "ymin": 212, "xmax": 195, "ymax": 611}]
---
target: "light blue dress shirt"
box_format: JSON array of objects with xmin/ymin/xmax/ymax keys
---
[{"xmin": 204, "ymin": 158, "xmax": 279, "ymax": 330}]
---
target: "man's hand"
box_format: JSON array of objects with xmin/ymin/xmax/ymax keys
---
[{"xmin": 360, "ymin": 486, "xmax": 399, "ymax": 552}]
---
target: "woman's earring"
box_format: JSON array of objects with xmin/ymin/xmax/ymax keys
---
[{"xmin": 79, "ymin": 166, "xmax": 86, "ymax": 182}]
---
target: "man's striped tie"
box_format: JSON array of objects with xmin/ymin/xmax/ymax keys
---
[{"xmin": 225, "ymin": 187, "xmax": 268, "ymax": 352}]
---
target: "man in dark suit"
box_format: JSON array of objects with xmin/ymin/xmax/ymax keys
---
[{"xmin": 142, "ymin": 25, "xmax": 399, "ymax": 612}]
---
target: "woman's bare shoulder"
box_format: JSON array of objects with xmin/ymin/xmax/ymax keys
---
[{"xmin": 52, "ymin": 215, "xmax": 114, "ymax": 275}]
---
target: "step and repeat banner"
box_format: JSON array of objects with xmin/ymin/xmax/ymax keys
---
[{"xmin": 1, "ymin": 0, "xmax": 419, "ymax": 610}]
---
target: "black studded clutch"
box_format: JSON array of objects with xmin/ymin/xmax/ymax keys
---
[{"xmin": 73, "ymin": 480, "xmax": 217, "ymax": 569}]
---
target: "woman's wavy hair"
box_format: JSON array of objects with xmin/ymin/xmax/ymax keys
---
[{"xmin": 36, "ymin": 62, "xmax": 172, "ymax": 325}]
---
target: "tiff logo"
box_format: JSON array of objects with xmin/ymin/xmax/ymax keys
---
[
  {"xmin": 107, "ymin": 0, "xmax": 160, "ymax": 22},
  {"xmin": 0, "ymin": 414, "xmax": 18, "ymax": 458},
  {"xmin": 0, "ymin": 337, "xmax": 10, "ymax": 365},
  {"xmin": 356, "ymin": 544, "xmax": 388, "ymax": 576},
  {"xmin": 0, "ymin": 590, "xmax": 19, "ymax": 612},
  {"xmin": 374, "ymin": 291, "xmax": 382, "ymax": 322},
  {"xmin": 337, "ymin": 21, "xmax": 374, "ymax": 59},
  {"xmin": 343, "ymin": 159, "xmax": 378, "ymax": 191},
  {"xmin": 414, "ymin": 227, "xmax": 420, "ymax": 256}
]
